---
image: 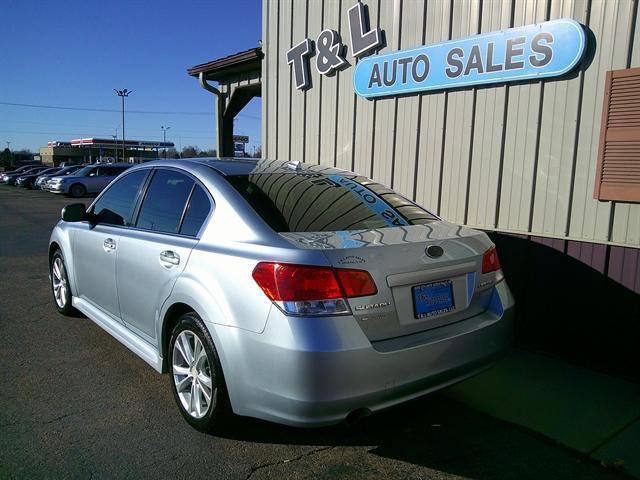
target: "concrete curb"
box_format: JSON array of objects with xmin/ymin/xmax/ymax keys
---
[{"xmin": 442, "ymin": 349, "xmax": 640, "ymax": 478}]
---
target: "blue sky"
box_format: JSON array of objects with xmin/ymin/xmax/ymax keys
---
[{"xmin": 1, "ymin": 0, "xmax": 262, "ymax": 154}]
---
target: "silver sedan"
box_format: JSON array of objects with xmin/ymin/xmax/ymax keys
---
[{"xmin": 49, "ymin": 158, "xmax": 514, "ymax": 432}]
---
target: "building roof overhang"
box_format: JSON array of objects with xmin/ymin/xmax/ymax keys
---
[{"xmin": 187, "ymin": 47, "xmax": 263, "ymax": 81}]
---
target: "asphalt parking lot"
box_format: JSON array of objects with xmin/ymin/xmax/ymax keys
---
[{"xmin": 0, "ymin": 185, "xmax": 629, "ymax": 480}]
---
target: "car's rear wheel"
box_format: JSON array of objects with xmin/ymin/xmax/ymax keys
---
[
  {"xmin": 69, "ymin": 183, "xmax": 86, "ymax": 198},
  {"xmin": 50, "ymin": 250, "xmax": 77, "ymax": 316},
  {"xmin": 169, "ymin": 312, "xmax": 231, "ymax": 432}
]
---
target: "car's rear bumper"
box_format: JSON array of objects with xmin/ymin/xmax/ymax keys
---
[{"xmin": 210, "ymin": 280, "xmax": 514, "ymax": 427}]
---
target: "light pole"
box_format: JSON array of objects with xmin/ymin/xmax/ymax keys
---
[
  {"xmin": 161, "ymin": 126, "xmax": 171, "ymax": 158},
  {"xmin": 114, "ymin": 88, "xmax": 133, "ymax": 162}
]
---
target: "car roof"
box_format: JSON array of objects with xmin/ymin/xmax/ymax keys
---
[
  {"xmin": 89, "ymin": 162, "xmax": 132, "ymax": 167},
  {"xmin": 171, "ymin": 157, "xmax": 350, "ymax": 177}
]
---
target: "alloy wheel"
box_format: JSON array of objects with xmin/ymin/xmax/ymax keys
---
[
  {"xmin": 52, "ymin": 257, "xmax": 68, "ymax": 308},
  {"xmin": 172, "ymin": 330, "xmax": 214, "ymax": 419}
]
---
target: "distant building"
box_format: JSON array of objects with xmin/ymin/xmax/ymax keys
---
[{"xmin": 39, "ymin": 138, "xmax": 174, "ymax": 166}]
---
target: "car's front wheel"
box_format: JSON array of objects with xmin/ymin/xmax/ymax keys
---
[
  {"xmin": 69, "ymin": 183, "xmax": 86, "ymax": 198},
  {"xmin": 169, "ymin": 312, "xmax": 231, "ymax": 432},
  {"xmin": 50, "ymin": 249, "xmax": 77, "ymax": 316}
]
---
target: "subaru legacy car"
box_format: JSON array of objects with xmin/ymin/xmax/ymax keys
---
[
  {"xmin": 48, "ymin": 163, "xmax": 132, "ymax": 197},
  {"xmin": 49, "ymin": 158, "xmax": 514, "ymax": 431}
]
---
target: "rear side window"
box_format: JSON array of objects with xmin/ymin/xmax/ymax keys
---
[
  {"xmin": 92, "ymin": 170, "xmax": 149, "ymax": 226},
  {"xmin": 96, "ymin": 166, "xmax": 126, "ymax": 176},
  {"xmin": 180, "ymin": 185, "xmax": 211, "ymax": 236},
  {"xmin": 226, "ymin": 173, "xmax": 437, "ymax": 232},
  {"xmin": 136, "ymin": 169, "xmax": 195, "ymax": 234}
]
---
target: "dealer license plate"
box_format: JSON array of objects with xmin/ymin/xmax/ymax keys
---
[{"xmin": 412, "ymin": 280, "xmax": 455, "ymax": 319}]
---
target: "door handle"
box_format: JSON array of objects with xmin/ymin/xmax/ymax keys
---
[
  {"xmin": 103, "ymin": 238, "xmax": 116, "ymax": 252},
  {"xmin": 159, "ymin": 250, "xmax": 180, "ymax": 268}
]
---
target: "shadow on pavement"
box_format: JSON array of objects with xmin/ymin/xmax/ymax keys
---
[{"xmin": 216, "ymin": 393, "xmax": 627, "ymax": 480}]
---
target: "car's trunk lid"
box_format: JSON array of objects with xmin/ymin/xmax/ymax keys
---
[{"xmin": 280, "ymin": 222, "xmax": 498, "ymax": 341}]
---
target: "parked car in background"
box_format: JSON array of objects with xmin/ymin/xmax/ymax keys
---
[
  {"xmin": 1, "ymin": 165, "xmax": 38, "ymax": 182},
  {"xmin": 49, "ymin": 158, "xmax": 514, "ymax": 432},
  {"xmin": 36, "ymin": 165, "xmax": 85, "ymax": 190},
  {"xmin": 48, "ymin": 163, "xmax": 132, "ymax": 197},
  {"xmin": 16, "ymin": 167, "xmax": 61, "ymax": 189},
  {"xmin": 2, "ymin": 166, "xmax": 48, "ymax": 185}
]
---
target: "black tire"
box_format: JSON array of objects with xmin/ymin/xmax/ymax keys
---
[
  {"xmin": 168, "ymin": 312, "xmax": 231, "ymax": 432},
  {"xmin": 69, "ymin": 183, "xmax": 86, "ymax": 198},
  {"xmin": 50, "ymin": 249, "xmax": 79, "ymax": 316}
]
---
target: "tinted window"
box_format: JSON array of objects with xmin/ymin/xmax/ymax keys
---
[
  {"xmin": 180, "ymin": 185, "xmax": 211, "ymax": 236},
  {"xmin": 136, "ymin": 169, "xmax": 194, "ymax": 234},
  {"xmin": 92, "ymin": 170, "xmax": 148, "ymax": 226},
  {"xmin": 58, "ymin": 166, "xmax": 80, "ymax": 175},
  {"xmin": 226, "ymin": 173, "xmax": 437, "ymax": 233},
  {"xmin": 71, "ymin": 166, "xmax": 93, "ymax": 176}
]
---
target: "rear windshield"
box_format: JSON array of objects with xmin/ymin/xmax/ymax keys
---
[{"xmin": 226, "ymin": 173, "xmax": 437, "ymax": 232}]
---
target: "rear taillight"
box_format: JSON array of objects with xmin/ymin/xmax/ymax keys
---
[
  {"xmin": 482, "ymin": 246, "xmax": 501, "ymax": 273},
  {"xmin": 335, "ymin": 269, "xmax": 378, "ymax": 297},
  {"xmin": 252, "ymin": 262, "xmax": 377, "ymax": 316}
]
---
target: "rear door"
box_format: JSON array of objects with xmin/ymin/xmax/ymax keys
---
[
  {"xmin": 84, "ymin": 165, "xmax": 123, "ymax": 193},
  {"xmin": 80, "ymin": 166, "xmax": 102, "ymax": 192},
  {"xmin": 116, "ymin": 168, "xmax": 212, "ymax": 344}
]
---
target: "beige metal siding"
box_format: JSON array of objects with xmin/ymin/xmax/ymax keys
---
[
  {"xmin": 353, "ymin": 0, "xmax": 380, "ymax": 178},
  {"xmin": 466, "ymin": 0, "xmax": 512, "ymax": 229},
  {"xmin": 262, "ymin": 0, "xmax": 640, "ymax": 248},
  {"xmin": 530, "ymin": 0, "xmax": 588, "ymax": 238},
  {"xmin": 370, "ymin": 0, "xmax": 400, "ymax": 187},
  {"xmin": 264, "ymin": 0, "xmax": 277, "ymax": 159},
  {"xmin": 415, "ymin": 0, "xmax": 451, "ymax": 212},
  {"xmin": 319, "ymin": 0, "xmax": 341, "ymax": 168},
  {"xmin": 497, "ymin": 0, "xmax": 548, "ymax": 233},
  {"xmin": 569, "ymin": 0, "xmax": 634, "ymax": 244},
  {"xmin": 277, "ymin": 0, "xmax": 293, "ymax": 162},
  {"xmin": 304, "ymin": 0, "xmax": 324, "ymax": 165},
  {"xmin": 392, "ymin": 0, "xmax": 426, "ymax": 199},
  {"xmin": 289, "ymin": 1, "xmax": 307, "ymax": 162},
  {"xmin": 335, "ymin": 0, "xmax": 356, "ymax": 171}
]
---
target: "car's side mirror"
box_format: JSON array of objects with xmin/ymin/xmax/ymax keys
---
[{"xmin": 61, "ymin": 203, "xmax": 86, "ymax": 222}]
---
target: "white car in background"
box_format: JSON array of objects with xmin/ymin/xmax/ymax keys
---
[{"xmin": 48, "ymin": 163, "xmax": 132, "ymax": 197}]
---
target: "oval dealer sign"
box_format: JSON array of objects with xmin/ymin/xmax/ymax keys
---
[{"xmin": 353, "ymin": 19, "xmax": 586, "ymax": 98}]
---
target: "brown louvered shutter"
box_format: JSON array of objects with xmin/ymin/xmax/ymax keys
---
[{"xmin": 594, "ymin": 67, "xmax": 640, "ymax": 202}]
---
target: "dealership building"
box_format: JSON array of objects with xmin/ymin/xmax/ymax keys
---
[{"xmin": 190, "ymin": 0, "xmax": 639, "ymax": 380}]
